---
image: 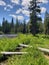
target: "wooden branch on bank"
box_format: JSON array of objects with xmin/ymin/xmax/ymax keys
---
[
  {"xmin": 0, "ymin": 52, "xmax": 28, "ymax": 55},
  {"xmin": 38, "ymin": 47, "xmax": 49, "ymax": 53},
  {"xmin": 19, "ymin": 44, "xmax": 32, "ymax": 48}
]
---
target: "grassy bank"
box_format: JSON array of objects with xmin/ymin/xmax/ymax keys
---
[{"xmin": 0, "ymin": 34, "xmax": 49, "ymax": 65}]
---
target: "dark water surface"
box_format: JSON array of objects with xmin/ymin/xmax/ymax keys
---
[{"xmin": 0, "ymin": 34, "xmax": 17, "ymax": 38}]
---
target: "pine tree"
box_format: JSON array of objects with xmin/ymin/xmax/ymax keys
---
[
  {"xmin": 38, "ymin": 21, "xmax": 44, "ymax": 33},
  {"xmin": 2, "ymin": 18, "xmax": 5, "ymax": 33},
  {"xmin": 44, "ymin": 11, "xmax": 49, "ymax": 34},
  {"xmin": 2, "ymin": 18, "xmax": 10, "ymax": 34},
  {"xmin": 10, "ymin": 18, "xmax": 15, "ymax": 33},
  {"xmin": 15, "ymin": 18, "xmax": 19, "ymax": 33},
  {"xmin": 29, "ymin": 0, "xmax": 42, "ymax": 35},
  {"xmin": 23, "ymin": 20, "xmax": 26, "ymax": 33}
]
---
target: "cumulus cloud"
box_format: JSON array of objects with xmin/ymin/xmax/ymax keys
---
[
  {"xmin": 4, "ymin": 4, "xmax": 13, "ymax": 11},
  {"xmin": 21, "ymin": 0, "xmax": 31, "ymax": 10},
  {"xmin": 16, "ymin": 9, "xmax": 22, "ymax": 14},
  {"xmin": 22, "ymin": 0, "xmax": 32, "ymax": 6},
  {"xmin": 9, "ymin": 14, "xmax": 17, "ymax": 19},
  {"xmin": 17, "ymin": 15, "xmax": 24, "ymax": 20},
  {"xmin": 0, "ymin": 0, "xmax": 6, "ymax": 6},
  {"xmin": 4, "ymin": 7, "xmax": 6, "ymax": 10},
  {"xmin": 16, "ymin": 8, "xmax": 30, "ymax": 17},
  {"xmin": 11, "ymin": 0, "xmax": 19, "ymax": 4},
  {"xmin": 22, "ymin": 9, "xmax": 30, "ymax": 17},
  {"xmin": 7, "ymin": 5, "xmax": 13, "ymax": 9},
  {"xmin": 40, "ymin": 7, "xmax": 46, "ymax": 13}
]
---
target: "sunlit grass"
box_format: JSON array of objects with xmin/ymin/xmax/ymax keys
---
[{"xmin": 0, "ymin": 34, "xmax": 49, "ymax": 65}]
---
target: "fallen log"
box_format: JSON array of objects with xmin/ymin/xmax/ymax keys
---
[
  {"xmin": 0, "ymin": 52, "xmax": 28, "ymax": 55},
  {"xmin": 38, "ymin": 47, "xmax": 49, "ymax": 53},
  {"xmin": 19, "ymin": 44, "xmax": 32, "ymax": 48}
]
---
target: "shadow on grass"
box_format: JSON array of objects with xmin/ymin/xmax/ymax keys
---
[{"xmin": 0, "ymin": 55, "xmax": 11, "ymax": 63}]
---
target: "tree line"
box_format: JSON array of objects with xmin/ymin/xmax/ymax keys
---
[
  {"xmin": 0, "ymin": 11, "xmax": 49, "ymax": 35},
  {"xmin": 0, "ymin": 18, "xmax": 28, "ymax": 34},
  {"xmin": 0, "ymin": 0, "xmax": 49, "ymax": 35}
]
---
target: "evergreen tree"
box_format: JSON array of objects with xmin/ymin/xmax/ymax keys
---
[
  {"xmin": 19, "ymin": 22, "xmax": 23, "ymax": 33},
  {"xmin": 44, "ymin": 11, "xmax": 49, "ymax": 34},
  {"xmin": 2, "ymin": 18, "xmax": 5, "ymax": 33},
  {"xmin": 15, "ymin": 18, "xmax": 19, "ymax": 33},
  {"xmin": 38, "ymin": 21, "xmax": 44, "ymax": 33},
  {"xmin": 23, "ymin": 20, "xmax": 26, "ymax": 33},
  {"xmin": 29, "ymin": 0, "xmax": 42, "ymax": 35},
  {"xmin": 2, "ymin": 18, "xmax": 10, "ymax": 34},
  {"xmin": 10, "ymin": 18, "xmax": 15, "ymax": 33},
  {"xmin": 4, "ymin": 20, "xmax": 10, "ymax": 34},
  {"xmin": 0, "ymin": 24, "xmax": 2, "ymax": 31},
  {"xmin": 26, "ymin": 22, "xmax": 30, "ymax": 33}
]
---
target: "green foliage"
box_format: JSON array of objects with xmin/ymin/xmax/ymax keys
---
[
  {"xmin": 44, "ymin": 11, "xmax": 49, "ymax": 34},
  {"xmin": 23, "ymin": 20, "xmax": 26, "ymax": 33},
  {"xmin": 29, "ymin": 0, "xmax": 42, "ymax": 35},
  {"xmin": 0, "ymin": 34, "xmax": 49, "ymax": 65},
  {"xmin": 1, "ymin": 18, "xmax": 28, "ymax": 34},
  {"xmin": 15, "ymin": 18, "xmax": 20, "ymax": 33},
  {"xmin": 2, "ymin": 18, "xmax": 11, "ymax": 34},
  {"xmin": 10, "ymin": 18, "xmax": 15, "ymax": 34},
  {"xmin": 38, "ymin": 21, "xmax": 44, "ymax": 33}
]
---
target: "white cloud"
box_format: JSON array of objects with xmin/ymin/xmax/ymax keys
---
[
  {"xmin": 22, "ymin": 0, "xmax": 31, "ymax": 6},
  {"xmin": 4, "ymin": 7, "xmax": 7, "ymax": 10},
  {"xmin": 37, "ymin": 0, "xmax": 48, "ymax": 3},
  {"xmin": 11, "ymin": 0, "xmax": 19, "ymax": 4},
  {"xmin": 4, "ymin": 4, "xmax": 13, "ymax": 11},
  {"xmin": 0, "ymin": 0, "xmax": 6, "ymax": 6},
  {"xmin": 40, "ymin": 7, "xmax": 46, "ymax": 13},
  {"xmin": 22, "ymin": 9, "xmax": 30, "ymax": 17},
  {"xmin": 7, "ymin": 4, "xmax": 13, "ymax": 9},
  {"xmin": 21, "ymin": 0, "xmax": 32, "ymax": 10},
  {"xmin": 16, "ymin": 9, "xmax": 22, "ymax": 14},
  {"xmin": 16, "ymin": 8, "xmax": 30, "ymax": 17},
  {"xmin": 9, "ymin": 14, "xmax": 17, "ymax": 19},
  {"xmin": 17, "ymin": 15, "xmax": 24, "ymax": 20}
]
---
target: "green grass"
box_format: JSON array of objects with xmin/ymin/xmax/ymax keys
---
[{"xmin": 0, "ymin": 34, "xmax": 49, "ymax": 65}]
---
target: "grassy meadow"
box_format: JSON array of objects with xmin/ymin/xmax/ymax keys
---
[{"xmin": 0, "ymin": 34, "xmax": 49, "ymax": 65}]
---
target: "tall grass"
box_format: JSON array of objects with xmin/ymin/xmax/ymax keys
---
[{"xmin": 0, "ymin": 34, "xmax": 49, "ymax": 65}]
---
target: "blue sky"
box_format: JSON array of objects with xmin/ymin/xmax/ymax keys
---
[{"xmin": 0, "ymin": 0, "xmax": 49, "ymax": 24}]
